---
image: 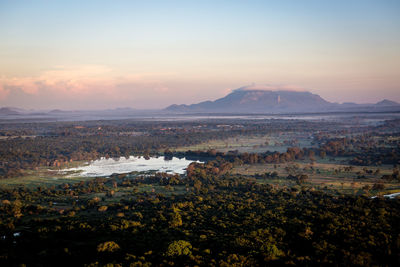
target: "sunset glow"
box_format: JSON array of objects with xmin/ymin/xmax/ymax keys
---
[{"xmin": 1, "ymin": 0, "xmax": 399, "ymax": 109}]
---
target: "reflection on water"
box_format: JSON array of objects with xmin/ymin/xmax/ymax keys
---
[
  {"xmin": 61, "ymin": 156, "xmax": 201, "ymax": 177},
  {"xmin": 371, "ymin": 192, "xmax": 400, "ymax": 199}
]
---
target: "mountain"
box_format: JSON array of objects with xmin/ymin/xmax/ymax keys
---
[
  {"xmin": 166, "ymin": 86, "xmax": 333, "ymax": 113},
  {"xmin": 165, "ymin": 85, "xmax": 400, "ymax": 114},
  {"xmin": 375, "ymin": 99, "xmax": 399, "ymax": 106}
]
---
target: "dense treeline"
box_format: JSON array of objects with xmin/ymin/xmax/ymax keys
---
[
  {"xmin": 314, "ymin": 134, "xmax": 400, "ymax": 166},
  {"xmin": 0, "ymin": 160, "xmax": 399, "ymax": 266},
  {"xmin": 175, "ymin": 147, "xmax": 311, "ymax": 165}
]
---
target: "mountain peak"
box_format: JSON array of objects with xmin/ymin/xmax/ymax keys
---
[
  {"xmin": 164, "ymin": 85, "xmax": 400, "ymax": 114},
  {"xmin": 376, "ymin": 99, "xmax": 399, "ymax": 106},
  {"xmin": 165, "ymin": 85, "xmax": 329, "ymax": 113}
]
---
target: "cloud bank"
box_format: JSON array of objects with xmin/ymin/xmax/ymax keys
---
[{"xmin": 0, "ymin": 65, "xmax": 171, "ymax": 109}]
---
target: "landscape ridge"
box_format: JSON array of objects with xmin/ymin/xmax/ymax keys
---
[
  {"xmin": 165, "ymin": 85, "xmax": 400, "ymax": 114},
  {"xmin": 2, "ymin": 85, "xmax": 399, "ymax": 118}
]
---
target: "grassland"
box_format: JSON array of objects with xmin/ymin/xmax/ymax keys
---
[
  {"xmin": 232, "ymin": 159, "xmax": 400, "ymax": 196},
  {"xmin": 0, "ymin": 171, "xmax": 91, "ymax": 189},
  {"xmin": 175, "ymin": 133, "xmax": 315, "ymax": 153},
  {"xmin": 0, "ymin": 161, "xmax": 90, "ymax": 188}
]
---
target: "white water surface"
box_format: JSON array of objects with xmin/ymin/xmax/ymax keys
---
[
  {"xmin": 61, "ymin": 156, "xmax": 201, "ymax": 177},
  {"xmin": 371, "ymin": 192, "xmax": 400, "ymax": 199}
]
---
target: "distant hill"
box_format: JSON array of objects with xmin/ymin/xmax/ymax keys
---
[
  {"xmin": 0, "ymin": 107, "xmax": 21, "ymax": 115},
  {"xmin": 165, "ymin": 85, "xmax": 400, "ymax": 114},
  {"xmin": 375, "ymin": 99, "xmax": 399, "ymax": 106}
]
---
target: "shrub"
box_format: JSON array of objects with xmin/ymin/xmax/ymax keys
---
[
  {"xmin": 166, "ymin": 240, "xmax": 192, "ymax": 257},
  {"xmin": 97, "ymin": 241, "xmax": 120, "ymax": 253}
]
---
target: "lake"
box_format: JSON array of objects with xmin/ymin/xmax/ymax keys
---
[{"xmin": 61, "ymin": 156, "xmax": 201, "ymax": 177}]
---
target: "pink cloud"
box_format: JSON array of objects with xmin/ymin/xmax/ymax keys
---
[{"xmin": 0, "ymin": 65, "xmax": 173, "ymax": 108}]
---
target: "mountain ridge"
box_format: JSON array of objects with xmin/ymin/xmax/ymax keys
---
[
  {"xmin": 1, "ymin": 87, "xmax": 399, "ymax": 115},
  {"xmin": 165, "ymin": 86, "xmax": 400, "ymax": 113}
]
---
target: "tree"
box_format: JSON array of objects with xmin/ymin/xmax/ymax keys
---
[
  {"xmin": 166, "ymin": 240, "xmax": 192, "ymax": 257},
  {"xmin": 97, "ymin": 241, "xmax": 120, "ymax": 252},
  {"xmin": 372, "ymin": 182, "xmax": 385, "ymax": 191},
  {"xmin": 193, "ymin": 180, "xmax": 202, "ymax": 191},
  {"xmin": 169, "ymin": 211, "xmax": 183, "ymax": 227}
]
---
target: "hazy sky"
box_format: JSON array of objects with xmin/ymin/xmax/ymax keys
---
[{"xmin": 0, "ymin": 0, "xmax": 399, "ymax": 109}]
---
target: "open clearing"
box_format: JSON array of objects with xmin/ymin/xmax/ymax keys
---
[
  {"xmin": 175, "ymin": 133, "xmax": 315, "ymax": 153},
  {"xmin": 0, "ymin": 166, "xmax": 92, "ymax": 188}
]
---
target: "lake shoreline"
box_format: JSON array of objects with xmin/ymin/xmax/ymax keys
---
[{"xmin": 60, "ymin": 156, "xmax": 202, "ymax": 177}]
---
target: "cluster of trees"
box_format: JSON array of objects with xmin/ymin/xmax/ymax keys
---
[
  {"xmin": 350, "ymin": 148, "xmax": 400, "ymax": 166},
  {"xmin": 315, "ymin": 135, "xmax": 400, "ymax": 166},
  {"xmin": 286, "ymin": 174, "xmax": 309, "ymax": 184},
  {"xmin": 0, "ymin": 160, "xmax": 399, "ymax": 266},
  {"xmin": 178, "ymin": 147, "xmax": 314, "ymax": 166}
]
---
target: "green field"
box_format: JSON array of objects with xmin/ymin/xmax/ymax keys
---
[
  {"xmin": 175, "ymin": 133, "xmax": 315, "ymax": 153},
  {"xmin": 0, "ymin": 161, "xmax": 92, "ymax": 188},
  {"xmin": 232, "ymin": 160, "xmax": 400, "ymax": 196}
]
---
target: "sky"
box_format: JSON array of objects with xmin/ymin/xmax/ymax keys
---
[{"xmin": 0, "ymin": 0, "xmax": 399, "ymax": 110}]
